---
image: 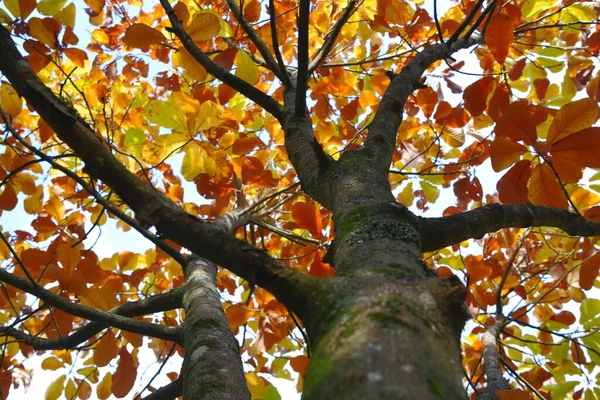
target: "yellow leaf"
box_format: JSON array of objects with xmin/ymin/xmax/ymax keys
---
[
  {"xmin": 188, "ymin": 11, "xmax": 220, "ymax": 42},
  {"xmin": 41, "ymin": 357, "xmax": 64, "ymax": 370},
  {"xmin": 173, "ymin": 47, "xmax": 207, "ymax": 81},
  {"xmin": 246, "ymin": 372, "xmax": 266, "ymax": 398},
  {"xmin": 122, "ymin": 24, "xmax": 166, "ymax": 49},
  {"xmin": 54, "ymin": 2, "xmax": 75, "ymax": 27},
  {"xmin": 421, "ymin": 181, "xmax": 440, "ymax": 203},
  {"xmin": 235, "ymin": 50, "xmax": 258, "ymax": 85},
  {"xmin": 24, "ymin": 185, "xmax": 44, "ymax": 214},
  {"xmin": 37, "ymin": 0, "xmax": 66, "ymax": 15},
  {"xmin": 3, "ymin": 0, "xmax": 19, "ymax": 18},
  {"xmin": 181, "ymin": 142, "xmax": 229, "ymax": 181},
  {"xmin": 64, "ymin": 378, "xmax": 76, "ymax": 400},
  {"xmin": 194, "ymin": 101, "xmax": 223, "ymax": 131},
  {"xmin": 144, "ymin": 100, "xmax": 186, "ymax": 131},
  {"xmin": 0, "ymin": 83, "xmax": 22, "ymax": 119},
  {"xmin": 45, "ymin": 374, "xmax": 66, "ymax": 400},
  {"xmin": 45, "ymin": 193, "xmax": 65, "ymax": 221},
  {"xmin": 546, "ymin": 98, "xmax": 600, "ymax": 145},
  {"xmin": 96, "ymin": 373, "xmax": 112, "ymax": 400}
]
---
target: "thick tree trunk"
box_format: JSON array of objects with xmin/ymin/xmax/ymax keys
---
[{"xmin": 294, "ymin": 151, "xmax": 469, "ymax": 399}]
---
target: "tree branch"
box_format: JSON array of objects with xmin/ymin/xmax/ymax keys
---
[
  {"xmin": 268, "ymin": 0, "xmax": 293, "ymax": 88},
  {"xmin": 0, "ymin": 25, "xmax": 315, "ymax": 320},
  {"xmin": 477, "ymin": 319, "xmax": 511, "ymax": 400},
  {"xmin": 142, "ymin": 379, "xmax": 182, "ymax": 400},
  {"xmin": 158, "ymin": 0, "xmax": 285, "ymax": 121},
  {"xmin": 364, "ymin": 35, "xmax": 481, "ymax": 170},
  {"xmin": 308, "ymin": 0, "xmax": 359, "ymax": 73},
  {"xmin": 446, "ymin": 0, "xmax": 485, "ymax": 46},
  {"xmin": 295, "ymin": 0, "xmax": 310, "ymax": 118},
  {"xmin": 225, "ymin": 0, "xmax": 286, "ymax": 81},
  {"xmin": 420, "ymin": 203, "xmax": 600, "ymax": 253},
  {"xmin": 0, "ymin": 269, "xmax": 179, "ymax": 342},
  {"xmin": 1, "ymin": 289, "xmax": 182, "ymax": 350}
]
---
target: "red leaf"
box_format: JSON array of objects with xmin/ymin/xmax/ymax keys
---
[
  {"xmin": 495, "ymin": 101, "xmax": 537, "ymax": 145},
  {"xmin": 484, "ymin": 14, "xmax": 514, "ymax": 64},
  {"xmin": 579, "ymin": 253, "xmax": 600, "ymax": 290},
  {"xmin": 290, "ymin": 355, "xmax": 310, "ymax": 375},
  {"xmin": 497, "ymin": 160, "xmax": 531, "ymax": 204},
  {"xmin": 0, "ymin": 184, "xmax": 17, "ymax": 211},
  {"xmin": 463, "ymin": 76, "xmax": 495, "ymax": 117},
  {"xmin": 111, "ymin": 348, "xmax": 137, "ymax": 398}
]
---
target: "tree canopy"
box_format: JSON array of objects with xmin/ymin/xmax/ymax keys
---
[{"xmin": 0, "ymin": 0, "xmax": 600, "ymax": 399}]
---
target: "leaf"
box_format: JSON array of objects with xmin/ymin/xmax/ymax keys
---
[
  {"xmin": 580, "ymin": 253, "xmax": 600, "ymax": 291},
  {"xmin": 96, "ymin": 373, "xmax": 112, "ymax": 400},
  {"xmin": 497, "ymin": 160, "xmax": 531, "ymax": 204},
  {"xmin": 41, "ymin": 357, "xmax": 64, "ymax": 370},
  {"xmin": 243, "ymin": 0, "xmax": 261, "ymax": 22},
  {"xmin": 546, "ymin": 98, "xmax": 600, "ymax": 145},
  {"xmin": 122, "ymin": 24, "xmax": 166, "ymax": 49},
  {"xmin": 181, "ymin": 142, "xmax": 229, "ymax": 181},
  {"xmin": 484, "ymin": 14, "xmax": 514, "ymax": 64},
  {"xmin": 188, "ymin": 12, "xmax": 221, "ymax": 42},
  {"xmin": 528, "ymin": 163, "xmax": 568, "ymax": 209},
  {"xmin": 111, "ymin": 348, "xmax": 136, "ymax": 398},
  {"xmin": 93, "ymin": 331, "xmax": 119, "ymax": 367},
  {"xmin": 37, "ymin": 0, "xmax": 66, "ymax": 15},
  {"xmin": 495, "ymin": 100, "xmax": 537, "ymax": 145},
  {"xmin": 0, "ymin": 84, "xmax": 22, "ymax": 119},
  {"xmin": 291, "ymin": 201, "xmax": 323, "ymax": 238},
  {"xmin": 463, "ymin": 76, "xmax": 494, "ymax": 117},
  {"xmin": 0, "ymin": 184, "xmax": 18, "ymax": 211},
  {"xmin": 226, "ymin": 304, "xmax": 255, "ymax": 333},
  {"xmin": 290, "ymin": 355, "xmax": 310, "ymax": 375},
  {"xmin": 235, "ymin": 50, "xmax": 259, "ymax": 85},
  {"xmin": 549, "ymin": 127, "xmax": 600, "ymax": 182},
  {"xmin": 45, "ymin": 374, "xmax": 66, "ymax": 400},
  {"xmin": 144, "ymin": 100, "xmax": 186, "ymax": 131},
  {"xmin": 63, "ymin": 48, "xmax": 88, "ymax": 67},
  {"xmin": 124, "ymin": 127, "xmax": 145, "ymax": 145},
  {"xmin": 489, "ymin": 137, "xmax": 527, "ymax": 172}
]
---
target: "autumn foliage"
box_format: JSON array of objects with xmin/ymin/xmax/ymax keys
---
[{"xmin": 0, "ymin": 0, "xmax": 599, "ymax": 399}]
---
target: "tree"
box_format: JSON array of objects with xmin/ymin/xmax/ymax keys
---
[{"xmin": 0, "ymin": 0, "xmax": 599, "ymax": 398}]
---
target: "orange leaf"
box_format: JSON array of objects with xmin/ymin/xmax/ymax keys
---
[
  {"xmin": 488, "ymin": 82, "xmax": 510, "ymax": 122},
  {"xmin": 226, "ymin": 304, "xmax": 255, "ymax": 333},
  {"xmin": 584, "ymin": 206, "xmax": 600, "ymax": 222},
  {"xmin": 111, "ymin": 348, "xmax": 136, "ymax": 398},
  {"xmin": 290, "ymin": 355, "xmax": 309, "ymax": 375},
  {"xmin": 463, "ymin": 76, "xmax": 494, "ymax": 117},
  {"xmin": 63, "ymin": 48, "xmax": 88, "ymax": 68},
  {"xmin": 497, "ymin": 160, "xmax": 531, "ymax": 205},
  {"xmin": 484, "ymin": 14, "xmax": 514, "ymax": 64},
  {"xmin": 310, "ymin": 252, "xmax": 334, "ymax": 277},
  {"xmin": 291, "ymin": 201, "xmax": 323, "ymax": 238},
  {"xmin": 528, "ymin": 163, "xmax": 568, "ymax": 209},
  {"xmin": 122, "ymin": 24, "xmax": 166, "ymax": 49},
  {"xmin": 93, "ymin": 331, "xmax": 119, "ymax": 367},
  {"xmin": 550, "ymin": 310, "xmax": 576, "ymax": 326},
  {"xmin": 416, "ymin": 87, "xmax": 437, "ymax": 118},
  {"xmin": 495, "ymin": 101, "xmax": 537, "ymax": 145},
  {"xmin": 546, "ymin": 98, "xmax": 599, "ymax": 145},
  {"xmin": 232, "ymin": 136, "xmax": 263, "ymax": 155},
  {"xmin": 550, "ymin": 127, "xmax": 600, "ymax": 170},
  {"xmin": 579, "ymin": 253, "xmax": 600, "ymax": 290},
  {"xmin": 0, "ymin": 184, "xmax": 17, "ymax": 211},
  {"xmin": 244, "ymin": 0, "xmax": 261, "ymax": 22},
  {"xmin": 571, "ymin": 341, "xmax": 587, "ymax": 365},
  {"xmin": 489, "ymin": 137, "xmax": 527, "ymax": 172}
]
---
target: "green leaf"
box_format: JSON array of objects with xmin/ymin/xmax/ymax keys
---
[
  {"xmin": 549, "ymin": 381, "xmax": 578, "ymax": 400},
  {"xmin": 580, "ymin": 298, "xmax": 600, "ymax": 329},
  {"xmin": 144, "ymin": 100, "xmax": 186, "ymax": 132},
  {"xmin": 45, "ymin": 374, "xmax": 66, "ymax": 400},
  {"xmin": 37, "ymin": 0, "xmax": 67, "ymax": 15},
  {"xmin": 124, "ymin": 128, "xmax": 145, "ymax": 146}
]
